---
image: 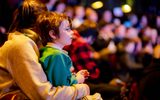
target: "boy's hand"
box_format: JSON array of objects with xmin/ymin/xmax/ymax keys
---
[
  {"xmin": 76, "ymin": 73, "xmax": 85, "ymax": 83},
  {"xmin": 77, "ymin": 70, "xmax": 90, "ymax": 79}
]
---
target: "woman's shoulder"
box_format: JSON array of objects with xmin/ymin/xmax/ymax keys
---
[
  {"xmin": 6, "ymin": 31, "xmax": 38, "ymax": 54},
  {"xmin": 11, "ymin": 32, "xmax": 36, "ymax": 46}
]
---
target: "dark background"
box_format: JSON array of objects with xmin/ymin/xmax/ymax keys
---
[{"xmin": 0, "ymin": 0, "xmax": 160, "ymax": 30}]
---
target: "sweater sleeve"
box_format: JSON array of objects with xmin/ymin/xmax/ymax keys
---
[{"xmin": 7, "ymin": 37, "xmax": 89, "ymax": 100}]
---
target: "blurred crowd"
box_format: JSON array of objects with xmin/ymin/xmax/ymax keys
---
[{"xmin": 1, "ymin": 0, "xmax": 160, "ymax": 99}]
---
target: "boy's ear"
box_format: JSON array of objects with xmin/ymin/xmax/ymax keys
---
[{"xmin": 49, "ymin": 30, "xmax": 56, "ymax": 40}]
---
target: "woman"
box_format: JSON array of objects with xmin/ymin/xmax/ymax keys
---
[{"xmin": 0, "ymin": 0, "xmax": 89, "ymax": 99}]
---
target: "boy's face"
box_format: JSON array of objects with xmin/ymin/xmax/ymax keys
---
[{"xmin": 57, "ymin": 20, "xmax": 73, "ymax": 46}]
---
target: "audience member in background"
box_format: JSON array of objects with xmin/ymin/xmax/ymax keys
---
[
  {"xmin": 72, "ymin": 5, "xmax": 85, "ymax": 28},
  {"xmin": 116, "ymin": 38, "xmax": 143, "ymax": 82},
  {"xmin": 113, "ymin": 24, "xmax": 127, "ymax": 45},
  {"xmin": 156, "ymin": 15, "xmax": 160, "ymax": 35},
  {"xmin": 85, "ymin": 7, "xmax": 98, "ymax": 23},
  {"xmin": 0, "ymin": 26, "xmax": 7, "ymax": 46},
  {"xmin": 54, "ymin": 1, "xmax": 66, "ymax": 13},
  {"xmin": 98, "ymin": 10, "xmax": 113, "ymax": 28},
  {"xmin": 137, "ymin": 35, "xmax": 153, "ymax": 67},
  {"xmin": 64, "ymin": 6, "xmax": 74, "ymax": 18},
  {"xmin": 139, "ymin": 14, "xmax": 158, "ymax": 47},
  {"xmin": 46, "ymin": 0, "xmax": 57, "ymax": 11},
  {"xmin": 0, "ymin": 0, "xmax": 91, "ymax": 99},
  {"xmin": 138, "ymin": 44, "xmax": 160, "ymax": 100},
  {"xmin": 92, "ymin": 22, "xmax": 117, "ymax": 83}
]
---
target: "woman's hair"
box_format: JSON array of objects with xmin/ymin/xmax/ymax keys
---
[
  {"xmin": 9, "ymin": 0, "xmax": 47, "ymax": 33},
  {"xmin": 36, "ymin": 11, "xmax": 72, "ymax": 46}
]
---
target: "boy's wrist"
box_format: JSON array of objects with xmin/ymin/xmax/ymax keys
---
[
  {"xmin": 76, "ymin": 74, "xmax": 85, "ymax": 83},
  {"xmin": 72, "ymin": 72, "xmax": 77, "ymax": 77}
]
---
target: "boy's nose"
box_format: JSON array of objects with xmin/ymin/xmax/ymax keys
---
[{"xmin": 70, "ymin": 30, "xmax": 74, "ymax": 35}]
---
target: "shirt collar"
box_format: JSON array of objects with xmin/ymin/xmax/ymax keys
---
[{"xmin": 47, "ymin": 42, "xmax": 62, "ymax": 50}]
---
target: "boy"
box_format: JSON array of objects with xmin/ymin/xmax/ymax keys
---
[{"xmin": 37, "ymin": 11, "xmax": 89, "ymax": 86}]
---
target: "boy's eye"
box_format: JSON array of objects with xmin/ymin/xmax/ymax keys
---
[{"xmin": 66, "ymin": 28, "xmax": 71, "ymax": 31}]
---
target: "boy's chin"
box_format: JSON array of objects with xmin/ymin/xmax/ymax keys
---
[{"xmin": 66, "ymin": 42, "xmax": 71, "ymax": 46}]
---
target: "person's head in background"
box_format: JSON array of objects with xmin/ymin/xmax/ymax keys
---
[
  {"xmin": 102, "ymin": 10, "xmax": 113, "ymax": 24},
  {"xmin": 72, "ymin": 5, "xmax": 85, "ymax": 28},
  {"xmin": 0, "ymin": 26, "xmax": 7, "ymax": 46},
  {"xmin": 55, "ymin": 1, "xmax": 66, "ymax": 13},
  {"xmin": 156, "ymin": 15, "xmax": 160, "ymax": 28},
  {"xmin": 74, "ymin": 5, "xmax": 85, "ymax": 19},
  {"xmin": 76, "ymin": 20, "xmax": 98, "ymax": 45},
  {"xmin": 36, "ymin": 11, "xmax": 73, "ymax": 48},
  {"xmin": 139, "ymin": 14, "xmax": 148, "ymax": 29},
  {"xmin": 85, "ymin": 7, "xmax": 98, "ymax": 23},
  {"xmin": 8, "ymin": 0, "xmax": 47, "ymax": 44},
  {"xmin": 128, "ymin": 13, "xmax": 139, "ymax": 27},
  {"xmin": 114, "ymin": 24, "xmax": 126, "ymax": 39},
  {"xmin": 45, "ymin": 0, "xmax": 57, "ymax": 11},
  {"xmin": 64, "ymin": 6, "xmax": 74, "ymax": 18}
]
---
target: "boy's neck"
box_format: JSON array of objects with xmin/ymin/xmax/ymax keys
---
[{"xmin": 47, "ymin": 42, "xmax": 63, "ymax": 50}]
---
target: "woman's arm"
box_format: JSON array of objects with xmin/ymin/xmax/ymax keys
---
[{"xmin": 7, "ymin": 36, "xmax": 89, "ymax": 100}]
